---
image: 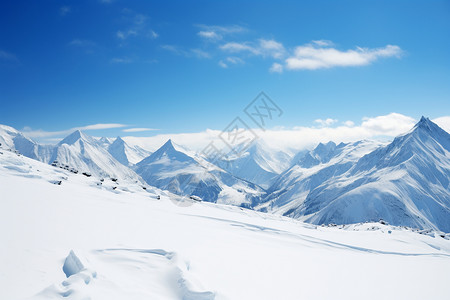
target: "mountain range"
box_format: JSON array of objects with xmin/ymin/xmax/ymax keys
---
[{"xmin": 1, "ymin": 117, "xmax": 449, "ymax": 231}]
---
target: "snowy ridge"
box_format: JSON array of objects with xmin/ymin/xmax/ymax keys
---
[
  {"xmin": 48, "ymin": 130, "xmax": 143, "ymax": 183},
  {"xmin": 135, "ymin": 139, "xmax": 264, "ymax": 206},
  {"xmin": 0, "ymin": 124, "xmax": 53, "ymax": 162},
  {"xmin": 259, "ymin": 140, "xmax": 383, "ymax": 214},
  {"xmin": 107, "ymin": 136, "xmax": 152, "ymax": 166}
]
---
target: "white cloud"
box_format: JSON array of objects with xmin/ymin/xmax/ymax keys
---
[
  {"xmin": 161, "ymin": 45, "xmax": 194, "ymax": 57},
  {"xmin": 111, "ymin": 57, "xmax": 132, "ymax": 63},
  {"xmin": 218, "ymin": 57, "xmax": 244, "ymax": 69},
  {"xmin": 148, "ymin": 30, "xmax": 159, "ymax": 39},
  {"xmin": 226, "ymin": 56, "xmax": 244, "ymax": 64},
  {"xmin": 122, "ymin": 113, "xmax": 440, "ymax": 153},
  {"xmin": 198, "ymin": 31, "xmax": 221, "ymax": 40},
  {"xmin": 218, "ymin": 60, "xmax": 228, "ymax": 68},
  {"xmin": 220, "ymin": 42, "xmax": 259, "ymax": 54},
  {"xmin": 191, "ymin": 49, "xmax": 211, "ymax": 58},
  {"xmin": 219, "ymin": 39, "xmax": 285, "ymax": 59},
  {"xmin": 25, "ymin": 114, "xmax": 449, "ymax": 151},
  {"xmin": 258, "ymin": 39, "xmax": 285, "ymax": 58},
  {"xmin": 360, "ymin": 113, "xmax": 415, "ymax": 136},
  {"xmin": 0, "ymin": 50, "xmax": 17, "ymax": 61},
  {"xmin": 196, "ymin": 25, "xmax": 246, "ymax": 41},
  {"xmin": 122, "ymin": 128, "xmax": 158, "ymax": 133},
  {"xmin": 270, "ymin": 63, "xmax": 283, "ymax": 73},
  {"xmin": 162, "ymin": 45, "xmax": 207, "ymax": 59},
  {"xmin": 285, "ymin": 43, "xmax": 402, "ymax": 70},
  {"xmin": 312, "ymin": 40, "xmax": 334, "ymax": 47},
  {"xmin": 314, "ymin": 118, "xmax": 338, "ymax": 127},
  {"xmin": 22, "ymin": 123, "xmax": 128, "ymax": 139},
  {"xmin": 117, "ymin": 30, "xmax": 138, "ymax": 40},
  {"xmin": 116, "ymin": 11, "xmax": 157, "ymax": 43},
  {"xmin": 432, "ymin": 116, "xmax": 450, "ymax": 133},
  {"xmin": 343, "ymin": 120, "xmax": 355, "ymax": 127},
  {"xmin": 60, "ymin": 6, "xmax": 71, "ymax": 16},
  {"xmin": 161, "ymin": 45, "xmax": 179, "ymax": 53},
  {"xmin": 69, "ymin": 39, "xmax": 95, "ymax": 47}
]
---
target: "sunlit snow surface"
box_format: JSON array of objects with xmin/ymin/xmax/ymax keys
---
[{"xmin": 1, "ymin": 149, "xmax": 450, "ymax": 300}]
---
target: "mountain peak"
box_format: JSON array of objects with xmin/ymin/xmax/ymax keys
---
[
  {"xmin": 416, "ymin": 116, "xmax": 432, "ymax": 128},
  {"xmin": 411, "ymin": 116, "xmax": 445, "ymax": 136},
  {"xmin": 161, "ymin": 139, "xmax": 176, "ymax": 151},
  {"xmin": 59, "ymin": 130, "xmax": 90, "ymax": 145},
  {"xmin": 0, "ymin": 124, "xmax": 20, "ymax": 135},
  {"xmin": 314, "ymin": 141, "xmax": 337, "ymax": 153},
  {"xmin": 113, "ymin": 136, "xmax": 125, "ymax": 144}
]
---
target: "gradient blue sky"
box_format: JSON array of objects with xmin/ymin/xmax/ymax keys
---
[{"xmin": 1, "ymin": 0, "xmax": 449, "ymax": 142}]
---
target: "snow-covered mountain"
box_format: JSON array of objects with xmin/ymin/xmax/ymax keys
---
[
  {"xmin": 212, "ymin": 140, "xmax": 292, "ymax": 188},
  {"xmin": 49, "ymin": 130, "xmax": 143, "ymax": 182},
  {"xmin": 261, "ymin": 117, "xmax": 450, "ymax": 232},
  {"xmin": 259, "ymin": 139, "xmax": 383, "ymax": 213},
  {"xmin": 0, "ymin": 124, "xmax": 53, "ymax": 162},
  {"xmin": 107, "ymin": 136, "xmax": 152, "ymax": 166},
  {"xmin": 2, "ymin": 118, "xmax": 449, "ymax": 231},
  {"xmin": 135, "ymin": 139, "xmax": 264, "ymax": 206}
]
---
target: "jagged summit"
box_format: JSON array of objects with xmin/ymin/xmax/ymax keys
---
[
  {"xmin": 412, "ymin": 116, "xmax": 449, "ymax": 138},
  {"xmin": 110, "ymin": 136, "xmax": 125, "ymax": 147},
  {"xmin": 107, "ymin": 135, "xmax": 152, "ymax": 166},
  {"xmin": 161, "ymin": 138, "xmax": 175, "ymax": 149},
  {"xmin": 137, "ymin": 139, "xmax": 194, "ymax": 166},
  {"xmin": 385, "ymin": 116, "xmax": 450, "ymax": 155},
  {"xmin": 59, "ymin": 130, "xmax": 92, "ymax": 146}
]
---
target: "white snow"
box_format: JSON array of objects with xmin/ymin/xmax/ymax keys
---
[{"xmin": 1, "ymin": 149, "xmax": 450, "ymax": 300}]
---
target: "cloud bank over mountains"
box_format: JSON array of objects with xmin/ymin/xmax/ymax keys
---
[{"xmin": 20, "ymin": 113, "xmax": 448, "ymax": 153}]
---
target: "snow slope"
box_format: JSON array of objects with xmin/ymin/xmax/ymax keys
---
[
  {"xmin": 135, "ymin": 139, "xmax": 264, "ymax": 206},
  {"xmin": 1, "ymin": 148, "xmax": 450, "ymax": 300},
  {"xmin": 263, "ymin": 117, "xmax": 450, "ymax": 232}
]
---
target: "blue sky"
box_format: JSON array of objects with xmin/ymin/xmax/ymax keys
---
[{"xmin": 0, "ymin": 0, "xmax": 449, "ymax": 142}]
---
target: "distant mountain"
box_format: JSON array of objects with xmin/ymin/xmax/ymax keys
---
[
  {"xmin": 212, "ymin": 140, "xmax": 292, "ymax": 188},
  {"xmin": 259, "ymin": 140, "xmax": 383, "ymax": 214},
  {"xmin": 2, "ymin": 118, "xmax": 449, "ymax": 231},
  {"xmin": 96, "ymin": 136, "xmax": 115, "ymax": 149},
  {"xmin": 107, "ymin": 136, "xmax": 152, "ymax": 166},
  {"xmin": 49, "ymin": 130, "xmax": 142, "ymax": 182},
  {"xmin": 0, "ymin": 124, "xmax": 53, "ymax": 162},
  {"xmin": 261, "ymin": 117, "xmax": 450, "ymax": 232},
  {"xmin": 135, "ymin": 139, "xmax": 264, "ymax": 206}
]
